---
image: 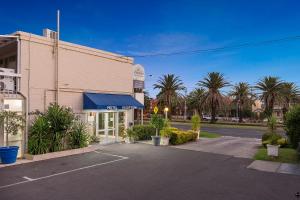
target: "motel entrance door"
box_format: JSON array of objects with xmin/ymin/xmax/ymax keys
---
[{"xmin": 96, "ymin": 111, "xmax": 126, "ymax": 144}]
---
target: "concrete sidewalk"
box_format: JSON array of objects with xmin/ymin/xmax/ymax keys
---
[{"xmin": 248, "ymin": 160, "xmax": 300, "ymax": 176}]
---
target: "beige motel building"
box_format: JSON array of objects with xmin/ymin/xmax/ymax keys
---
[{"xmin": 0, "ymin": 30, "xmax": 145, "ymax": 157}]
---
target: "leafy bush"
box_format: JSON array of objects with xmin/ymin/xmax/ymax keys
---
[
  {"xmin": 169, "ymin": 130, "xmax": 197, "ymax": 145},
  {"xmin": 90, "ymin": 135, "xmax": 100, "ymax": 143},
  {"xmin": 277, "ymin": 138, "xmax": 288, "ymax": 147},
  {"xmin": 285, "ymin": 105, "xmax": 300, "ymax": 149},
  {"xmin": 261, "ymin": 132, "xmax": 283, "ymax": 147},
  {"xmin": 160, "ymin": 127, "xmax": 178, "ymax": 138},
  {"xmin": 44, "ymin": 104, "xmax": 75, "ymax": 152},
  {"xmin": 132, "ymin": 125, "xmax": 156, "ymax": 140},
  {"xmin": 69, "ymin": 121, "xmax": 89, "ymax": 149},
  {"xmin": 28, "ymin": 116, "xmax": 50, "ymax": 155},
  {"xmin": 267, "ymin": 115, "xmax": 277, "ymax": 133},
  {"xmin": 126, "ymin": 128, "xmax": 138, "ymax": 141},
  {"xmin": 150, "ymin": 114, "xmax": 164, "ymax": 135},
  {"xmin": 191, "ymin": 114, "xmax": 201, "ymax": 131}
]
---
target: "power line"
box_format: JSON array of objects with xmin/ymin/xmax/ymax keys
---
[{"xmin": 123, "ymin": 35, "xmax": 300, "ymax": 58}]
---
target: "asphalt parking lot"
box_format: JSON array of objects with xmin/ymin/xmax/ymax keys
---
[{"xmin": 0, "ymin": 143, "xmax": 300, "ymax": 200}]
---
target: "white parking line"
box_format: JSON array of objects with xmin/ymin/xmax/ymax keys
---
[
  {"xmin": 93, "ymin": 150, "xmax": 128, "ymax": 159},
  {"xmin": 0, "ymin": 152, "xmax": 128, "ymax": 190}
]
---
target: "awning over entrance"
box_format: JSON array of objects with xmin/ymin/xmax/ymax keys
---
[{"xmin": 83, "ymin": 92, "xmax": 144, "ymax": 110}]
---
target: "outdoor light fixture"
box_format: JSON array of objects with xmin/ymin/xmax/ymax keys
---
[{"xmin": 164, "ymin": 107, "xmax": 169, "ymax": 120}]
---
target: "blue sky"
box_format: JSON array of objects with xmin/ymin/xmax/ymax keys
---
[{"xmin": 1, "ymin": 0, "xmax": 300, "ymax": 97}]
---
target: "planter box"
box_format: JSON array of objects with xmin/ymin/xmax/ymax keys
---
[
  {"xmin": 267, "ymin": 144, "xmax": 279, "ymax": 157},
  {"xmin": 160, "ymin": 137, "xmax": 169, "ymax": 146},
  {"xmin": 24, "ymin": 145, "xmax": 98, "ymax": 161}
]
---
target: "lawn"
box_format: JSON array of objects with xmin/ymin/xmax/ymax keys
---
[
  {"xmin": 254, "ymin": 147, "xmax": 299, "ymax": 164},
  {"xmin": 199, "ymin": 131, "xmax": 221, "ymax": 138}
]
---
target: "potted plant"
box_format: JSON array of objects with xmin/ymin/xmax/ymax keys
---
[
  {"xmin": 0, "ymin": 111, "xmax": 25, "ymax": 164},
  {"xmin": 267, "ymin": 134, "xmax": 281, "ymax": 157},
  {"xmin": 124, "ymin": 128, "xmax": 137, "ymax": 144},
  {"xmin": 150, "ymin": 114, "xmax": 164, "ymax": 146},
  {"xmin": 191, "ymin": 114, "xmax": 201, "ymax": 139}
]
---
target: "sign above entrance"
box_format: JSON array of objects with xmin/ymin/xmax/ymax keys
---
[{"xmin": 133, "ymin": 64, "xmax": 145, "ymax": 81}]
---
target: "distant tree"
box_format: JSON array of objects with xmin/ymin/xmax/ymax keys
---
[
  {"xmin": 255, "ymin": 76, "xmax": 284, "ymax": 117},
  {"xmin": 229, "ymin": 82, "xmax": 255, "ymax": 122},
  {"xmin": 280, "ymin": 82, "xmax": 300, "ymax": 119},
  {"xmin": 187, "ymin": 88, "xmax": 206, "ymax": 116},
  {"xmin": 143, "ymin": 91, "xmax": 152, "ymax": 114},
  {"xmin": 198, "ymin": 72, "xmax": 230, "ymax": 123},
  {"xmin": 153, "ymin": 74, "xmax": 185, "ymax": 116}
]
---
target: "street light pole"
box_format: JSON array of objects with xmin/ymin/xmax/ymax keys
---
[{"xmin": 164, "ymin": 107, "xmax": 169, "ymax": 120}]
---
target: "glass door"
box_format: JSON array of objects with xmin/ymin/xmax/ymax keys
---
[
  {"xmin": 97, "ymin": 113, "xmax": 106, "ymax": 142},
  {"xmin": 107, "ymin": 112, "xmax": 117, "ymax": 143}
]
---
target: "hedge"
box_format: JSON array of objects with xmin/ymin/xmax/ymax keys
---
[
  {"xmin": 132, "ymin": 125, "xmax": 156, "ymax": 140},
  {"xmin": 169, "ymin": 130, "xmax": 198, "ymax": 145}
]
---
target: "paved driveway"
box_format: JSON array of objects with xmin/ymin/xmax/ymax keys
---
[
  {"xmin": 173, "ymin": 123, "xmax": 285, "ymax": 138},
  {"xmin": 0, "ymin": 143, "xmax": 299, "ymax": 200},
  {"xmin": 173, "ymin": 136, "xmax": 261, "ymax": 158}
]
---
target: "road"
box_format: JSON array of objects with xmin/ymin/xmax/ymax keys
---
[
  {"xmin": 172, "ymin": 123, "xmax": 285, "ymax": 138},
  {"xmin": 0, "ymin": 143, "xmax": 299, "ymax": 200}
]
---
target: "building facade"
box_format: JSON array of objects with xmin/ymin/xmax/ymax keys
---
[{"xmin": 0, "ymin": 31, "xmax": 144, "ymax": 157}]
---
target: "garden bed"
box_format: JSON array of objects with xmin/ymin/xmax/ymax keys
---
[{"xmin": 24, "ymin": 145, "xmax": 98, "ymax": 161}]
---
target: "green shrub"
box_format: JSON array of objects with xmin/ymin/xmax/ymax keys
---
[
  {"xmin": 69, "ymin": 121, "xmax": 89, "ymax": 149},
  {"xmin": 126, "ymin": 128, "xmax": 138, "ymax": 141},
  {"xmin": 267, "ymin": 115, "xmax": 277, "ymax": 133},
  {"xmin": 45, "ymin": 104, "xmax": 75, "ymax": 152},
  {"xmin": 160, "ymin": 127, "xmax": 178, "ymax": 138},
  {"xmin": 132, "ymin": 125, "xmax": 156, "ymax": 140},
  {"xmin": 150, "ymin": 114, "xmax": 164, "ymax": 136},
  {"xmin": 277, "ymin": 138, "xmax": 288, "ymax": 147},
  {"xmin": 262, "ymin": 132, "xmax": 273, "ymax": 142},
  {"xmin": 191, "ymin": 114, "xmax": 201, "ymax": 131},
  {"xmin": 90, "ymin": 135, "xmax": 100, "ymax": 143},
  {"xmin": 262, "ymin": 133, "xmax": 283, "ymax": 147},
  {"xmin": 169, "ymin": 130, "xmax": 197, "ymax": 145},
  {"xmin": 28, "ymin": 116, "xmax": 51, "ymax": 155},
  {"xmin": 285, "ymin": 105, "xmax": 300, "ymax": 149}
]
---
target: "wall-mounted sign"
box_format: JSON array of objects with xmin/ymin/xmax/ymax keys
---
[
  {"xmin": 133, "ymin": 80, "xmax": 144, "ymax": 89},
  {"xmin": 133, "ymin": 64, "xmax": 145, "ymax": 81}
]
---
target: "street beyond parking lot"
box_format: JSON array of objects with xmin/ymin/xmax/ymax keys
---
[{"xmin": 0, "ymin": 143, "xmax": 299, "ymax": 200}]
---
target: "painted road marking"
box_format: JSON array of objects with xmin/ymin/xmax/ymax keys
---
[
  {"xmin": 93, "ymin": 150, "xmax": 128, "ymax": 159},
  {"xmin": 0, "ymin": 152, "xmax": 128, "ymax": 190},
  {"xmin": 22, "ymin": 176, "xmax": 35, "ymax": 181}
]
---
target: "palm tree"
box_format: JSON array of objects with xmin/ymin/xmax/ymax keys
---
[
  {"xmin": 187, "ymin": 88, "xmax": 206, "ymax": 116},
  {"xmin": 198, "ymin": 72, "xmax": 230, "ymax": 123},
  {"xmin": 280, "ymin": 82, "xmax": 300, "ymax": 118},
  {"xmin": 255, "ymin": 76, "xmax": 284, "ymax": 117},
  {"xmin": 153, "ymin": 74, "xmax": 185, "ymax": 115},
  {"xmin": 229, "ymin": 82, "xmax": 255, "ymax": 123}
]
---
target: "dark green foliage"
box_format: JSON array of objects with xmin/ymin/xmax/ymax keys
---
[
  {"xmin": 28, "ymin": 104, "xmax": 89, "ymax": 155},
  {"xmin": 261, "ymin": 132, "xmax": 283, "ymax": 147},
  {"xmin": 132, "ymin": 125, "xmax": 156, "ymax": 140},
  {"xmin": 285, "ymin": 105, "xmax": 300, "ymax": 149},
  {"xmin": 69, "ymin": 121, "xmax": 89, "ymax": 149},
  {"xmin": 169, "ymin": 130, "xmax": 198, "ymax": 145},
  {"xmin": 45, "ymin": 104, "xmax": 75, "ymax": 152},
  {"xmin": 28, "ymin": 116, "xmax": 50, "ymax": 155}
]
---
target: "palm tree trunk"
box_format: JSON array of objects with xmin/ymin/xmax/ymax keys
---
[{"xmin": 211, "ymin": 99, "xmax": 216, "ymax": 123}]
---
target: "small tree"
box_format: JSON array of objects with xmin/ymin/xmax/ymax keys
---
[
  {"xmin": 150, "ymin": 114, "xmax": 164, "ymax": 136},
  {"xmin": 191, "ymin": 114, "xmax": 201, "ymax": 139},
  {"xmin": 267, "ymin": 115, "xmax": 277, "ymax": 134},
  {"xmin": 0, "ymin": 111, "xmax": 25, "ymax": 146},
  {"xmin": 285, "ymin": 106, "xmax": 300, "ymax": 149}
]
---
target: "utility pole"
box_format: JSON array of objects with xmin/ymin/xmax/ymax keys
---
[{"xmin": 55, "ymin": 10, "xmax": 60, "ymax": 104}]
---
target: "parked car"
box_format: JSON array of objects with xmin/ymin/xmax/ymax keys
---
[{"xmin": 202, "ymin": 115, "xmax": 212, "ymax": 121}]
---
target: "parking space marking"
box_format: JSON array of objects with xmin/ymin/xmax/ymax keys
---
[
  {"xmin": 0, "ymin": 152, "xmax": 128, "ymax": 190},
  {"xmin": 93, "ymin": 150, "xmax": 128, "ymax": 159}
]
